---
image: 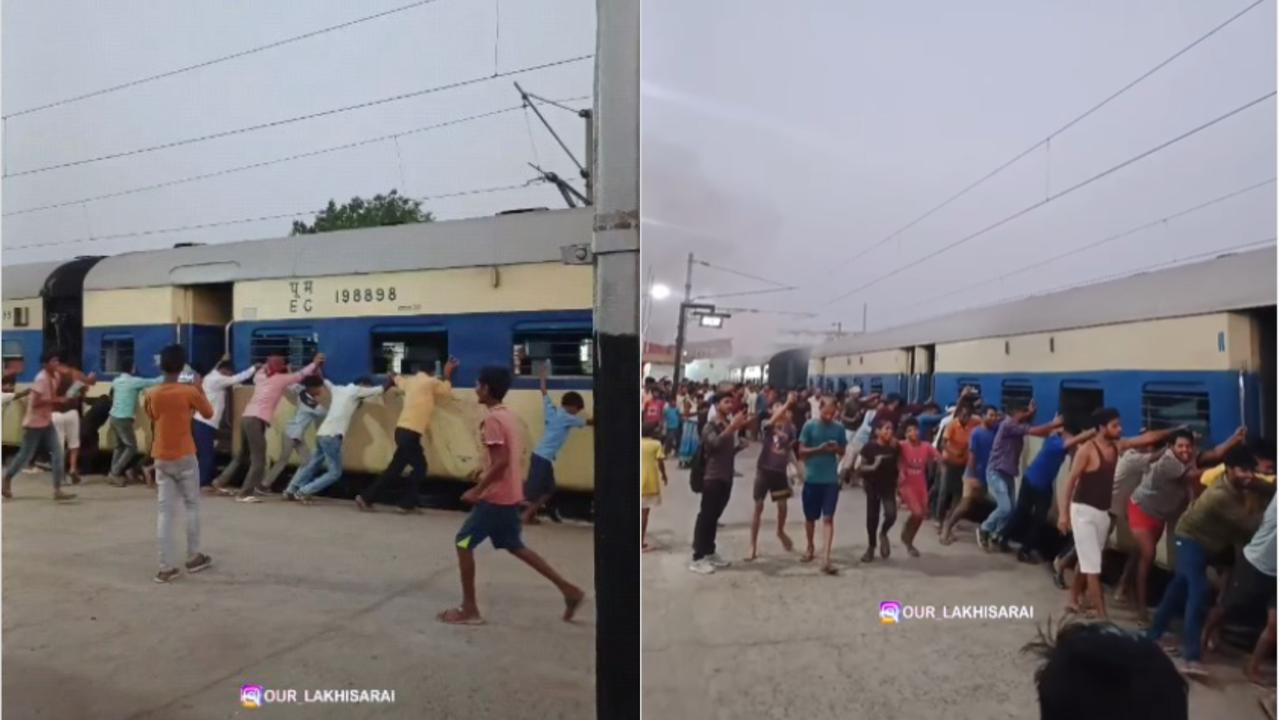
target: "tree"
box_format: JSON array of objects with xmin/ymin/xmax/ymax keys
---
[{"xmin": 290, "ymin": 190, "xmax": 434, "ymax": 235}]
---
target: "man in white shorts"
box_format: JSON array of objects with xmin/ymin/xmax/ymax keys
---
[
  {"xmin": 52, "ymin": 362, "xmax": 95, "ymax": 485},
  {"xmin": 1059, "ymin": 407, "xmax": 1179, "ymax": 619}
]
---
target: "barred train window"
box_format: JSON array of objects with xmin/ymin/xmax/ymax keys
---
[
  {"xmin": 250, "ymin": 330, "xmax": 317, "ymax": 369},
  {"xmin": 371, "ymin": 328, "xmax": 446, "ymax": 375},
  {"xmin": 1059, "ymin": 384, "xmax": 1104, "ymax": 434},
  {"xmin": 2, "ymin": 339, "xmax": 22, "ymax": 360},
  {"xmin": 869, "ymin": 377, "xmax": 883, "ymax": 395},
  {"xmin": 513, "ymin": 327, "xmax": 592, "ymax": 377},
  {"xmin": 101, "ymin": 335, "xmax": 135, "ymax": 373},
  {"xmin": 1142, "ymin": 385, "xmax": 1210, "ymax": 439},
  {"xmin": 1001, "ymin": 380, "xmax": 1034, "ymax": 412}
]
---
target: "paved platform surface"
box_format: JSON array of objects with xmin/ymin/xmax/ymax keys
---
[
  {"xmin": 643, "ymin": 445, "xmax": 1274, "ymax": 720},
  {"xmin": 3, "ymin": 472, "xmax": 595, "ymax": 720}
]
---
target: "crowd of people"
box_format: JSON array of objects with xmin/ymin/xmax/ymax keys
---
[
  {"xmin": 641, "ymin": 375, "xmax": 1276, "ymax": 686},
  {"xmin": 1, "ymin": 347, "xmax": 589, "ymax": 625}
]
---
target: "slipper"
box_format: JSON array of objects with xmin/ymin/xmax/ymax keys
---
[
  {"xmin": 563, "ymin": 592, "xmax": 585, "ymax": 622},
  {"xmin": 821, "ymin": 565, "xmax": 839, "ymax": 576},
  {"xmin": 437, "ymin": 608, "xmax": 485, "ymax": 626}
]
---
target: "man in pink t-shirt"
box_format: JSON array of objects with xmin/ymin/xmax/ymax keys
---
[
  {"xmin": 3, "ymin": 349, "xmax": 77, "ymax": 501},
  {"xmin": 212, "ymin": 352, "xmax": 324, "ymax": 502},
  {"xmin": 898, "ymin": 417, "xmax": 939, "ymax": 557},
  {"xmin": 438, "ymin": 366, "xmax": 585, "ymax": 626}
]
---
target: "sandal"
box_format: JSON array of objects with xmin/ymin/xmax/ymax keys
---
[{"xmin": 437, "ymin": 608, "xmax": 485, "ymax": 626}]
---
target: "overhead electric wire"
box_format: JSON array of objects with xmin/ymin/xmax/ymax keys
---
[
  {"xmin": 822, "ymin": 90, "xmax": 1276, "ymax": 307},
  {"xmin": 694, "ymin": 259, "xmax": 791, "ymax": 288},
  {"xmin": 3, "ymin": 96, "xmax": 590, "ymax": 217},
  {"xmin": 900, "ymin": 177, "xmax": 1277, "ymax": 312},
  {"xmin": 692, "ymin": 287, "xmax": 797, "ymax": 301},
  {"xmin": 827, "ymin": 0, "xmax": 1269, "ymax": 276},
  {"xmin": 2, "ymin": 0, "xmax": 450, "ymax": 119},
  {"xmin": 3, "ymin": 181, "xmax": 539, "ymax": 252},
  {"xmin": 2, "ymin": 54, "xmax": 593, "ymax": 179},
  {"xmin": 921, "ymin": 237, "xmax": 1276, "ymax": 322}
]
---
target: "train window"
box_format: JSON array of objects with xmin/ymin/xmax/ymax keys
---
[
  {"xmin": 12, "ymin": 307, "xmax": 29, "ymax": 327},
  {"xmin": 1000, "ymin": 381, "xmax": 1033, "ymax": 412},
  {"xmin": 869, "ymin": 377, "xmax": 883, "ymax": 395},
  {"xmin": 100, "ymin": 335, "xmax": 135, "ymax": 373},
  {"xmin": 957, "ymin": 378, "xmax": 981, "ymax": 399},
  {"xmin": 250, "ymin": 330, "xmax": 318, "ymax": 370},
  {"xmin": 1059, "ymin": 384, "xmax": 1104, "ymax": 433},
  {"xmin": 371, "ymin": 328, "xmax": 447, "ymax": 375},
  {"xmin": 1, "ymin": 339, "xmax": 22, "ymax": 360},
  {"xmin": 1142, "ymin": 385, "xmax": 1210, "ymax": 439},
  {"xmin": 513, "ymin": 326, "xmax": 592, "ymax": 377}
]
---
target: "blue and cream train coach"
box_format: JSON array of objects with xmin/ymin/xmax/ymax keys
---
[{"xmin": 4, "ymin": 208, "xmax": 597, "ymax": 492}]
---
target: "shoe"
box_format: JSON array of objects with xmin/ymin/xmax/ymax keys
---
[
  {"xmin": 108, "ymin": 476, "xmax": 128, "ymax": 488},
  {"xmin": 282, "ymin": 491, "xmax": 297, "ymax": 502},
  {"xmin": 976, "ymin": 528, "xmax": 991, "ymax": 551},
  {"xmin": 236, "ymin": 496, "xmax": 262, "ymax": 504},
  {"xmin": 996, "ymin": 537, "xmax": 1012, "ymax": 554},
  {"xmin": 860, "ymin": 548, "xmax": 876, "ymax": 563},
  {"xmin": 185, "ymin": 554, "xmax": 213, "ymax": 573},
  {"xmin": 70, "ymin": 472, "xmax": 82, "ymax": 485},
  {"xmin": 154, "ymin": 568, "xmax": 181, "ymax": 584},
  {"xmin": 548, "ymin": 507, "xmax": 564, "ymax": 524},
  {"xmin": 704, "ymin": 553, "xmax": 731, "ymax": 569},
  {"xmin": 53, "ymin": 491, "xmax": 77, "ymax": 502},
  {"xmin": 254, "ymin": 485, "xmax": 276, "ymax": 496},
  {"xmin": 355, "ymin": 495, "xmax": 373, "ymax": 512},
  {"xmin": 126, "ymin": 468, "xmax": 145, "ymax": 485},
  {"xmin": 688, "ymin": 559, "xmax": 716, "ymax": 575}
]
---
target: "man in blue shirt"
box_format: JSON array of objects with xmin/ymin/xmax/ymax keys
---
[
  {"xmin": 522, "ymin": 364, "xmax": 591, "ymax": 524},
  {"xmin": 1003, "ymin": 425, "xmax": 1095, "ymax": 563},
  {"xmin": 798, "ymin": 398, "xmax": 846, "ymax": 575},
  {"xmin": 940, "ymin": 405, "xmax": 1001, "ymax": 545},
  {"xmin": 108, "ymin": 365, "xmax": 163, "ymax": 486}
]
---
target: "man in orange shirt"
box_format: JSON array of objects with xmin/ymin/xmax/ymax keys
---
[
  {"xmin": 144, "ymin": 344, "xmax": 215, "ymax": 584},
  {"xmin": 935, "ymin": 402, "xmax": 978, "ymax": 530},
  {"xmin": 438, "ymin": 366, "xmax": 585, "ymax": 626}
]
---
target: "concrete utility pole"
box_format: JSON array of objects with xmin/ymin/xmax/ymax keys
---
[
  {"xmin": 591, "ymin": 1, "xmax": 639, "ymax": 717},
  {"xmin": 670, "ymin": 252, "xmax": 694, "ymax": 387}
]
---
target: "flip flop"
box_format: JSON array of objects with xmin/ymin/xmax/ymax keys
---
[
  {"xmin": 563, "ymin": 592, "xmax": 585, "ymax": 622},
  {"xmin": 437, "ymin": 608, "xmax": 485, "ymax": 626}
]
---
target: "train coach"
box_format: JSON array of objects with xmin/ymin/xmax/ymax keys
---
[
  {"xmin": 808, "ymin": 247, "xmax": 1276, "ymax": 567},
  {"xmin": 3, "ymin": 207, "xmax": 596, "ymax": 494}
]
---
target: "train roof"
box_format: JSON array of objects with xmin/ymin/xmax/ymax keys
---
[
  {"xmin": 84, "ymin": 207, "xmax": 592, "ymax": 291},
  {"xmin": 814, "ymin": 245, "xmax": 1277, "ymax": 358},
  {"xmin": 2, "ymin": 260, "xmax": 69, "ymax": 300}
]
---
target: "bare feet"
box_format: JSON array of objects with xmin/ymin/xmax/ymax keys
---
[
  {"xmin": 861, "ymin": 548, "xmax": 875, "ymax": 563},
  {"xmin": 354, "ymin": 495, "xmax": 373, "ymax": 512},
  {"xmin": 800, "ymin": 549, "xmax": 815, "ymax": 563},
  {"xmin": 821, "ymin": 564, "xmax": 839, "ymax": 576},
  {"xmin": 563, "ymin": 589, "xmax": 585, "ymax": 622},
  {"xmin": 438, "ymin": 607, "xmax": 485, "ymax": 625},
  {"xmin": 777, "ymin": 532, "xmax": 794, "ymax": 552},
  {"xmin": 746, "ymin": 548, "xmax": 758, "ymax": 562},
  {"xmin": 906, "ymin": 544, "xmax": 920, "ymax": 558}
]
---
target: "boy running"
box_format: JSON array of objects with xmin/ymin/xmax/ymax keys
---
[
  {"xmin": 144, "ymin": 345, "xmax": 214, "ymax": 583},
  {"xmin": 748, "ymin": 393, "xmax": 798, "ymax": 561},
  {"xmin": 522, "ymin": 363, "xmax": 591, "ymax": 524},
  {"xmin": 858, "ymin": 418, "xmax": 899, "ymax": 562},
  {"xmin": 641, "ymin": 423, "xmax": 668, "ymax": 551},
  {"xmin": 798, "ymin": 398, "xmax": 845, "ymax": 574},
  {"xmin": 439, "ymin": 367, "xmax": 585, "ymax": 626},
  {"xmin": 2, "ymin": 350, "xmax": 76, "ymax": 501}
]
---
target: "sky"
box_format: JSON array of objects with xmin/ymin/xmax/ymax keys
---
[
  {"xmin": 642, "ymin": 0, "xmax": 1278, "ymax": 359},
  {"xmin": 1, "ymin": 0, "xmax": 595, "ymax": 263}
]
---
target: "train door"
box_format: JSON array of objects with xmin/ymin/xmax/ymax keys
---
[
  {"xmin": 41, "ymin": 257, "xmax": 102, "ymax": 369},
  {"xmin": 1059, "ymin": 382, "xmax": 1104, "ymax": 433},
  {"xmin": 917, "ymin": 345, "xmax": 935, "ymax": 404},
  {"xmin": 1249, "ymin": 306, "xmax": 1275, "ymax": 451},
  {"xmin": 177, "ymin": 284, "xmax": 234, "ymax": 373}
]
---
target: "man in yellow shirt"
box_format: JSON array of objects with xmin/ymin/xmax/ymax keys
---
[{"xmin": 356, "ymin": 357, "xmax": 459, "ymax": 513}]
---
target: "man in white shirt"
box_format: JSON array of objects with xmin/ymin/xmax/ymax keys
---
[
  {"xmin": 194, "ymin": 356, "xmax": 258, "ymax": 487},
  {"xmin": 284, "ymin": 376, "xmax": 391, "ymax": 503}
]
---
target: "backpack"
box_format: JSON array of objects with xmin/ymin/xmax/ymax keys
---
[{"xmin": 689, "ymin": 442, "xmax": 707, "ymax": 494}]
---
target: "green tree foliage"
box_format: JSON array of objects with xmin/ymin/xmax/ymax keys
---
[{"xmin": 291, "ymin": 190, "xmax": 434, "ymax": 235}]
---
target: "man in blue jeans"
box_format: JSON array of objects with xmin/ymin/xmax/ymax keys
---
[
  {"xmin": 284, "ymin": 377, "xmax": 391, "ymax": 503},
  {"xmin": 1146, "ymin": 446, "xmax": 1262, "ymax": 677},
  {"xmin": 979, "ymin": 399, "xmax": 1061, "ymax": 552}
]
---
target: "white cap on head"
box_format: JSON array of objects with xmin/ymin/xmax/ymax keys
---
[{"xmin": 850, "ymin": 386, "xmax": 862, "ymax": 395}]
